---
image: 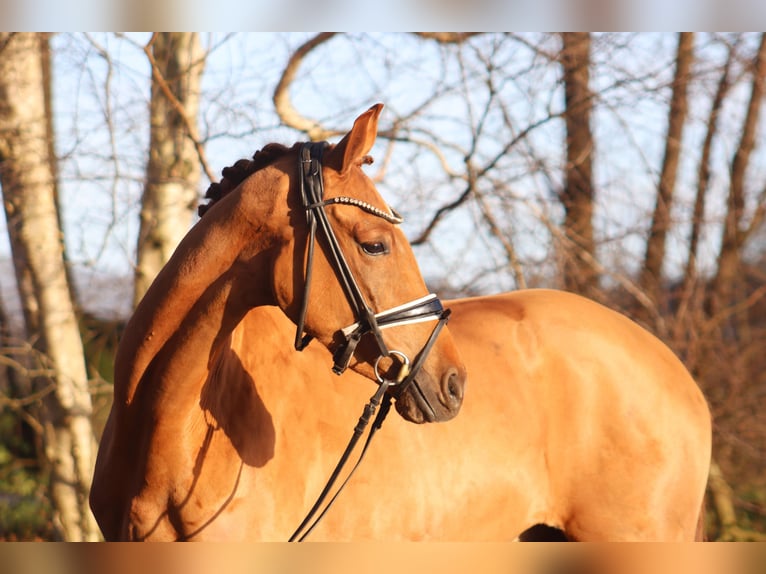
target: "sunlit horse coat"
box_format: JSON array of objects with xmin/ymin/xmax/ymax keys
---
[{"xmin": 90, "ymin": 106, "xmax": 711, "ymax": 541}]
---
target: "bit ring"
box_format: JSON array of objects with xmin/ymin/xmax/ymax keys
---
[{"xmin": 374, "ymin": 350, "xmax": 411, "ymax": 385}]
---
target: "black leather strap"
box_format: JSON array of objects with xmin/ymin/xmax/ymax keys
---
[
  {"xmin": 289, "ymin": 381, "xmax": 394, "ymax": 542},
  {"xmin": 295, "ymin": 142, "xmax": 387, "ymax": 358},
  {"xmin": 288, "ymin": 141, "xmax": 453, "ymax": 541}
]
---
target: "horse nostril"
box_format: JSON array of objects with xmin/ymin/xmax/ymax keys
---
[
  {"xmin": 443, "ymin": 368, "xmax": 464, "ymax": 407},
  {"xmin": 448, "ymin": 379, "xmax": 459, "ymax": 400}
]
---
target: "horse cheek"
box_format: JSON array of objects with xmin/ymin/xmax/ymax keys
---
[{"xmin": 270, "ymin": 242, "xmax": 301, "ymax": 324}]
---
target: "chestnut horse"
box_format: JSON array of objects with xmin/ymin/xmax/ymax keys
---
[
  {"xmin": 90, "ymin": 104, "xmax": 467, "ymax": 539},
  {"xmin": 91, "ymin": 106, "xmax": 711, "ymax": 542}
]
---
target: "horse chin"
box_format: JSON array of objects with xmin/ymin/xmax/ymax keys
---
[
  {"xmin": 394, "ymin": 382, "xmax": 454, "ymax": 424},
  {"xmin": 394, "ymin": 392, "xmax": 431, "ymax": 424}
]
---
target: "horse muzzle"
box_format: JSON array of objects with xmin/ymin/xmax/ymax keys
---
[{"xmin": 393, "ymin": 364, "xmax": 465, "ymax": 423}]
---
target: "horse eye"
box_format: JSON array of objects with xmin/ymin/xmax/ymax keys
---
[{"xmin": 361, "ymin": 241, "xmax": 388, "ymax": 256}]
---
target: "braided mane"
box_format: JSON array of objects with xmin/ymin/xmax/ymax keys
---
[
  {"xmin": 198, "ymin": 142, "xmax": 297, "ymax": 217},
  {"xmin": 198, "ymin": 142, "xmax": 383, "ymax": 219}
]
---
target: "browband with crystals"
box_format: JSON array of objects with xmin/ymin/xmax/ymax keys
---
[
  {"xmin": 309, "ymin": 196, "xmax": 403, "ymax": 225},
  {"xmin": 295, "ymin": 141, "xmax": 451, "ymax": 380}
]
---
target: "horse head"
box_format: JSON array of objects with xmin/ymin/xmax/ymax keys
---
[{"xmin": 201, "ymin": 104, "xmax": 466, "ymax": 423}]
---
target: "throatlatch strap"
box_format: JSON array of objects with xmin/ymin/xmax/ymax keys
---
[
  {"xmin": 293, "ymin": 143, "xmax": 325, "ymax": 351},
  {"xmin": 294, "ymin": 141, "xmax": 388, "ymax": 361}
]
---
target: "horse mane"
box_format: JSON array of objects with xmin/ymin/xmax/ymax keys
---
[
  {"xmin": 198, "ymin": 142, "xmax": 298, "ymax": 217},
  {"xmin": 198, "ymin": 142, "xmax": 377, "ymax": 218}
]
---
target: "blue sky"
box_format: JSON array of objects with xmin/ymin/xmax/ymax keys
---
[{"xmin": 1, "ymin": 32, "xmax": 764, "ymax": 319}]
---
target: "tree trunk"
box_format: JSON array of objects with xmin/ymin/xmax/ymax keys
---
[
  {"xmin": 682, "ymin": 41, "xmax": 733, "ymax": 299},
  {"xmin": 134, "ymin": 33, "xmax": 205, "ymax": 307},
  {"xmin": 559, "ymin": 33, "xmax": 597, "ymax": 297},
  {"xmin": 640, "ymin": 32, "xmax": 694, "ymax": 309},
  {"xmin": 671, "ymin": 41, "xmax": 734, "ymax": 365},
  {"xmin": 708, "ymin": 34, "xmax": 766, "ymax": 324},
  {"xmin": 0, "ymin": 32, "xmax": 99, "ymax": 541}
]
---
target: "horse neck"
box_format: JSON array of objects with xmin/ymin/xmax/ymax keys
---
[{"xmin": 114, "ymin": 169, "xmax": 284, "ymax": 407}]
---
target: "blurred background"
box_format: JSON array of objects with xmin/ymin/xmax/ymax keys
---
[{"xmin": 0, "ymin": 31, "xmax": 764, "ymax": 541}]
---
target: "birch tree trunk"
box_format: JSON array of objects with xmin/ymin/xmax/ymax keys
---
[
  {"xmin": 559, "ymin": 33, "xmax": 598, "ymax": 297},
  {"xmin": 134, "ymin": 33, "xmax": 205, "ymax": 306},
  {"xmin": 0, "ymin": 32, "xmax": 99, "ymax": 541}
]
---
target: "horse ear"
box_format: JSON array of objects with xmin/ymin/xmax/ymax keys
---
[{"xmin": 325, "ymin": 103, "xmax": 383, "ymax": 174}]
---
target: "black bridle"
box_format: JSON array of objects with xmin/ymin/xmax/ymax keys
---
[
  {"xmin": 293, "ymin": 141, "xmax": 450, "ymax": 393},
  {"xmin": 288, "ymin": 141, "xmax": 451, "ymax": 541}
]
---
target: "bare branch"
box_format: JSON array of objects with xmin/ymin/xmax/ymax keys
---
[
  {"xmin": 640, "ymin": 32, "xmax": 695, "ymax": 304},
  {"xmin": 411, "ymin": 185, "xmax": 472, "ymax": 247},
  {"xmin": 709, "ymin": 33, "xmax": 766, "ymax": 317},
  {"xmin": 273, "ymin": 33, "xmax": 481, "ymax": 142},
  {"xmin": 474, "ymin": 189, "xmax": 527, "ymax": 289},
  {"xmin": 704, "ymin": 282, "xmax": 766, "ymax": 333},
  {"xmin": 517, "ymin": 192, "xmax": 666, "ymax": 332},
  {"xmin": 273, "ymin": 33, "xmax": 341, "ymax": 141},
  {"xmin": 744, "ymin": 184, "xmax": 766, "ymax": 238},
  {"xmin": 681, "ymin": 38, "xmax": 734, "ymax": 297},
  {"xmin": 410, "ymin": 111, "xmax": 560, "ymax": 246},
  {"xmin": 504, "ymin": 33, "xmax": 558, "ymax": 61},
  {"xmin": 0, "ymin": 380, "xmax": 56, "ymax": 408},
  {"xmin": 412, "ymin": 33, "xmax": 481, "ymax": 44}
]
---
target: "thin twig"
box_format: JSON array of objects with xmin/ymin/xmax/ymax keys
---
[
  {"xmin": 412, "ymin": 33, "xmax": 481, "ymax": 44},
  {"xmin": 0, "ymin": 382, "xmax": 56, "ymax": 409},
  {"xmin": 473, "ymin": 190, "xmax": 527, "ymax": 289},
  {"xmin": 411, "ymin": 111, "xmax": 561, "ymax": 246}
]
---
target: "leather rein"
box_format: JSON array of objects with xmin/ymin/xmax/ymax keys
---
[{"xmin": 289, "ymin": 142, "xmax": 451, "ymax": 541}]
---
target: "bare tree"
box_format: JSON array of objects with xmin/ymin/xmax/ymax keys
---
[
  {"xmin": 695, "ymin": 35, "xmax": 766, "ymax": 540},
  {"xmin": 640, "ymin": 32, "xmax": 695, "ymax": 313},
  {"xmin": 680, "ymin": 39, "xmax": 734, "ymax": 311},
  {"xmin": 1, "ymin": 31, "xmax": 763, "ymax": 540},
  {"xmin": 0, "ymin": 32, "xmax": 98, "ymax": 541},
  {"xmin": 273, "ymin": 33, "xmax": 340, "ymax": 141},
  {"xmin": 559, "ymin": 33, "xmax": 597, "ymax": 297},
  {"xmin": 134, "ymin": 33, "xmax": 206, "ymax": 307},
  {"xmin": 708, "ymin": 34, "xmax": 766, "ymax": 325}
]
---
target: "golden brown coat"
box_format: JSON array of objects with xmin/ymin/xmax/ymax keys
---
[{"xmin": 92, "ymin": 290, "xmax": 710, "ymax": 540}]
